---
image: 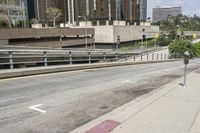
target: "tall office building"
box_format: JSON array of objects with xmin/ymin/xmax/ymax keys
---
[
  {"xmin": 32, "ymin": 0, "xmax": 147, "ymax": 25},
  {"xmin": 27, "ymin": 0, "xmax": 35, "ymax": 19},
  {"xmin": 139, "ymin": 0, "xmax": 147, "ymax": 22},
  {"xmin": 0, "ymin": 0, "xmax": 28, "ymax": 25},
  {"xmin": 153, "ymin": 6, "xmax": 182, "ymax": 23}
]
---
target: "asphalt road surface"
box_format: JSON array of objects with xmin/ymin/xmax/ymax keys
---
[{"xmin": 0, "ymin": 59, "xmax": 200, "ymax": 133}]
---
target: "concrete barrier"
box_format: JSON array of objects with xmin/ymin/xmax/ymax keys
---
[{"xmin": 0, "ymin": 60, "xmax": 180, "ymax": 79}]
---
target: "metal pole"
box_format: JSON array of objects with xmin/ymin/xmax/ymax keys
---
[
  {"xmin": 103, "ymin": 52, "xmax": 106, "ymax": 62},
  {"xmin": 152, "ymin": 53, "xmax": 154, "ymax": 60},
  {"xmin": 44, "ymin": 51, "xmax": 48, "ymax": 67},
  {"xmin": 125, "ymin": 53, "xmax": 127, "ymax": 61},
  {"xmin": 85, "ymin": 18, "xmax": 88, "ymax": 49},
  {"xmin": 88, "ymin": 52, "xmax": 91, "ymax": 64},
  {"xmin": 146, "ymin": 37, "xmax": 147, "ymax": 48},
  {"xmin": 183, "ymin": 64, "xmax": 187, "ymax": 88},
  {"xmin": 69, "ymin": 51, "xmax": 72, "ymax": 64},
  {"xmin": 9, "ymin": 51, "xmax": 14, "ymax": 69}
]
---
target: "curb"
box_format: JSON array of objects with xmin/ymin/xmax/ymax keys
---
[{"xmin": 0, "ymin": 60, "xmax": 179, "ymax": 79}]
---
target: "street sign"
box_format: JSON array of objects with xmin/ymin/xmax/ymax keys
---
[
  {"xmin": 193, "ymin": 33, "xmax": 197, "ymax": 39},
  {"xmin": 155, "ymin": 33, "xmax": 159, "ymax": 39}
]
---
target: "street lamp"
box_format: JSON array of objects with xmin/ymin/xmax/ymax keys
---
[{"xmin": 78, "ymin": 16, "xmax": 88, "ymax": 49}]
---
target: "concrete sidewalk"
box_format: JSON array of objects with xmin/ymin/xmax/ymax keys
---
[{"xmin": 70, "ymin": 70, "xmax": 200, "ymax": 133}]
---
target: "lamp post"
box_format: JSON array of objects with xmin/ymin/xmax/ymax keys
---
[{"xmin": 79, "ymin": 16, "xmax": 88, "ymax": 49}]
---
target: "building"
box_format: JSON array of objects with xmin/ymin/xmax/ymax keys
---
[
  {"xmin": 32, "ymin": 0, "xmax": 146, "ymax": 26},
  {"xmin": 153, "ymin": 6, "xmax": 182, "ymax": 23},
  {"xmin": 140, "ymin": 0, "xmax": 147, "ymax": 22},
  {"xmin": 0, "ymin": 0, "xmax": 28, "ymax": 27},
  {"xmin": 27, "ymin": 0, "xmax": 35, "ymax": 19},
  {"xmin": 0, "ymin": 27, "xmax": 95, "ymax": 48}
]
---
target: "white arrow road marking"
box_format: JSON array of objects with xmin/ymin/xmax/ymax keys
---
[
  {"xmin": 29, "ymin": 104, "xmax": 46, "ymax": 113},
  {"xmin": 121, "ymin": 80, "xmax": 135, "ymax": 84}
]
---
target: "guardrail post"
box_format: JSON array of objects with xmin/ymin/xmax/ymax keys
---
[
  {"xmin": 152, "ymin": 53, "xmax": 154, "ymax": 60},
  {"xmin": 88, "ymin": 52, "xmax": 91, "ymax": 64},
  {"xmin": 157, "ymin": 53, "xmax": 159, "ymax": 60},
  {"xmin": 161, "ymin": 54, "xmax": 163, "ymax": 60},
  {"xmin": 69, "ymin": 51, "xmax": 72, "ymax": 65},
  {"xmin": 164, "ymin": 54, "xmax": 167, "ymax": 60},
  {"xmin": 134, "ymin": 55, "xmax": 136, "ymax": 61},
  {"xmin": 125, "ymin": 53, "xmax": 128, "ymax": 61},
  {"xmin": 103, "ymin": 52, "xmax": 106, "ymax": 62},
  {"xmin": 9, "ymin": 51, "xmax": 14, "ymax": 69},
  {"xmin": 115, "ymin": 52, "xmax": 118, "ymax": 61},
  {"xmin": 141, "ymin": 53, "xmax": 143, "ymax": 61},
  {"xmin": 147, "ymin": 53, "xmax": 149, "ymax": 61},
  {"xmin": 43, "ymin": 51, "xmax": 48, "ymax": 67}
]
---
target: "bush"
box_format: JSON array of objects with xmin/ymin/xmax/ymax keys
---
[
  {"xmin": 194, "ymin": 42, "xmax": 200, "ymax": 56},
  {"xmin": 169, "ymin": 39, "xmax": 196, "ymax": 57},
  {"xmin": 156, "ymin": 36, "xmax": 171, "ymax": 46}
]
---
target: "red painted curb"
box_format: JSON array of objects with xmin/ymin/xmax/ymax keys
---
[{"xmin": 85, "ymin": 120, "xmax": 120, "ymax": 133}]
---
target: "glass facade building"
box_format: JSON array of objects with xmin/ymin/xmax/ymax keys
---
[
  {"xmin": 139, "ymin": 0, "xmax": 147, "ymax": 22},
  {"xmin": 0, "ymin": 0, "xmax": 28, "ymax": 26}
]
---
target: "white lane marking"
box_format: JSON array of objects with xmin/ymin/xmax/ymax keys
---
[
  {"xmin": 29, "ymin": 104, "xmax": 46, "ymax": 113},
  {"xmin": 121, "ymin": 80, "xmax": 135, "ymax": 84}
]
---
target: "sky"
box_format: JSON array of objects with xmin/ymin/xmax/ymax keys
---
[{"xmin": 148, "ymin": 0, "xmax": 200, "ymax": 18}]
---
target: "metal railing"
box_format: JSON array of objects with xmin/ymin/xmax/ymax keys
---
[{"xmin": 0, "ymin": 49, "xmax": 176, "ymax": 70}]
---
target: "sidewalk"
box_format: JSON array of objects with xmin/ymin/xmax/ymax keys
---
[{"xmin": 70, "ymin": 70, "xmax": 200, "ymax": 133}]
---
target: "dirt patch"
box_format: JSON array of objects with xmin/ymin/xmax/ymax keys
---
[{"xmin": 59, "ymin": 74, "xmax": 182, "ymax": 132}]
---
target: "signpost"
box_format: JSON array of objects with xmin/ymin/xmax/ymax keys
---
[{"xmin": 116, "ymin": 36, "xmax": 120, "ymax": 52}]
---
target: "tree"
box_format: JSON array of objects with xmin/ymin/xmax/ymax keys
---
[
  {"xmin": 169, "ymin": 39, "xmax": 196, "ymax": 58},
  {"xmin": 0, "ymin": 13, "xmax": 10, "ymax": 28},
  {"xmin": 0, "ymin": 0, "xmax": 15, "ymax": 28},
  {"xmin": 46, "ymin": 7, "xmax": 62, "ymax": 27}
]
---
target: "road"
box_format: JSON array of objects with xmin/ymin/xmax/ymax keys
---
[{"xmin": 0, "ymin": 60, "xmax": 200, "ymax": 133}]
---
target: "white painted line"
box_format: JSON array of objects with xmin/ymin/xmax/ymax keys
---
[
  {"xmin": 121, "ymin": 80, "xmax": 135, "ymax": 84},
  {"xmin": 29, "ymin": 104, "xmax": 46, "ymax": 113}
]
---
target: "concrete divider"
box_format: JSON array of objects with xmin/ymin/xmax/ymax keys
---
[{"xmin": 0, "ymin": 60, "xmax": 179, "ymax": 79}]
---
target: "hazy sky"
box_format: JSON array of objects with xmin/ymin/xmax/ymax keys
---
[{"xmin": 148, "ymin": 0, "xmax": 200, "ymax": 18}]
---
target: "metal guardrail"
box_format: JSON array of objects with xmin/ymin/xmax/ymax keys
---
[{"xmin": 0, "ymin": 49, "xmax": 175, "ymax": 70}]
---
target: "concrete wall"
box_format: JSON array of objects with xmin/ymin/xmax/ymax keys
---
[
  {"xmin": 0, "ymin": 28, "xmax": 95, "ymax": 40},
  {"xmin": 10, "ymin": 39, "xmax": 93, "ymax": 48},
  {"xmin": 88, "ymin": 25, "xmax": 159, "ymax": 44},
  {"xmin": 0, "ymin": 28, "xmax": 95, "ymax": 48}
]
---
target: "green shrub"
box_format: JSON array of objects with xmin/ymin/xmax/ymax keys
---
[
  {"xmin": 156, "ymin": 36, "xmax": 171, "ymax": 46},
  {"xmin": 169, "ymin": 39, "xmax": 196, "ymax": 57},
  {"xmin": 194, "ymin": 42, "xmax": 200, "ymax": 56}
]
